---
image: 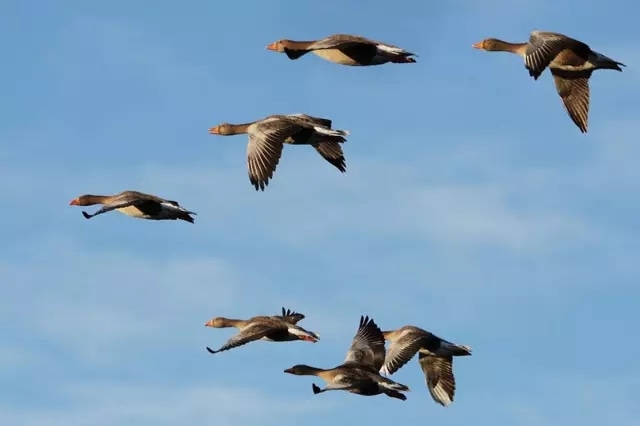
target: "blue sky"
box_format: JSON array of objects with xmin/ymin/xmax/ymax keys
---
[{"xmin": 1, "ymin": 0, "xmax": 639, "ymax": 424}]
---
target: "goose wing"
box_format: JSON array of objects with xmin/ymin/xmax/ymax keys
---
[
  {"xmin": 309, "ymin": 34, "xmax": 378, "ymax": 50},
  {"xmin": 246, "ymin": 117, "xmax": 307, "ymax": 190},
  {"xmin": 206, "ymin": 318, "xmax": 285, "ymax": 354},
  {"xmin": 343, "ymin": 315, "xmax": 386, "ymax": 370},
  {"xmin": 551, "ymin": 70, "xmax": 591, "ymax": 133},
  {"xmin": 418, "ymin": 353, "xmax": 457, "ymax": 407},
  {"xmin": 380, "ymin": 331, "xmax": 423, "ymax": 376},
  {"xmin": 278, "ymin": 307, "xmax": 305, "ymax": 324},
  {"xmin": 313, "ymin": 141, "xmax": 346, "ymax": 172},
  {"xmin": 525, "ymin": 31, "xmax": 589, "ymax": 79},
  {"xmin": 81, "ymin": 193, "xmax": 163, "ymax": 218},
  {"xmin": 287, "ymin": 113, "xmax": 333, "ymax": 128}
]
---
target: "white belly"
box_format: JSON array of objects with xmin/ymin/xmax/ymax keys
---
[
  {"xmin": 116, "ymin": 206, "xmax": 146, "ymax": 218},
  {"xmin": 312, "ymin": 49, "xmax": 363, "ymax": 66}
]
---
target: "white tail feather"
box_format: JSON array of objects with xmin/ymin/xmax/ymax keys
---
[
  {"xmin": 379, "ymin": 380, "xmax": 409, "ymax": 392},
  {"xmin": 160, "ymin": 202, "xmax": 187, "ymax": 212},
  {"xmin": 287, "ymin": 327, "xmax": 319, "ymax": 340},
  {"xmin": 287, "ymin": 327, "xmax": 306, "ymax": 337},
  {"xmin": 313, "ymin": 126, "xmax": 350, "ymax": 137},
  {"xmin": 376, "ymin": 44, "xmax": 406, "ymax": 54}
]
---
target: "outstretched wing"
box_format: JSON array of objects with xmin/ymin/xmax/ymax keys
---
[
  {"xmin": 418, "ymin": 353, "xmax": 457, "ymax": 407},
  {"xmin": 278, "ymin": 307, "xmax": 305, "ymax": 324},
  {"xmin": 309, "ymin": 34, "xmax": 377, "ymax": 50},
  {"xmin": 246, "ymin": 117, "xmax": 311, "ymax": 191},
  {"xmin": 313, "ymin": 141, "xmax": 346, "ymax": 173},
  {"xmin": 380, "ymin": 334, "xmax": 422, "ymax": 376},
  {"xmin": 82, "ymin": 198, "xmax": 160, "ymax": 219},
  {"xmin": 206, "ymin": 321, "xmax": 284, "ymax": 354},
  {"xmin": 343, "ymin": 315, "xmax": 386, "ymax": 370},
  {"xmin": 525, "ymin": 31, "xmax": 589, "ymax": 79},
  {"xmin": 287, "ymin": 113, "xmax": 333, "ymax": 128},
  {"xmin": 551, "ymin": 70, "xmax": 591, "ymax": 133}
]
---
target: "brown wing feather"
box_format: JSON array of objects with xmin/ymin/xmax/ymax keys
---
[
  {"xmin": 115, "ymin": 191, "xmax": 169, "ymax": 203},
  {"xmin": 206, "ymin": 320, "xmax": 285, "ymax": 354},
  {"xmin": 344, "ymin": 316, "xmax": 386, "ymax": 370},
  {"xmin": 380, "ymin": 334, "xmax": 423, "ymax": 376},
  {"xmin": 308, "ymin": 35, "xmax": 379, "ymax": 63},
  {"xmin": 288, "ymin": 113, "xmax": 333, "ymax": 128},
  {"xmin": 418, "ymin": 353, "xmax": 457, "ymax": 407},
  {"xmin": 525, "ymin": 31, "xmax": 590, "ymax": 79},
  {"xmin": 551, "ymin": 70, "xmax": 591, "ymax": 133},
  {"xmin": 279, "ymin": 307, "xmax": 305, "ymax": 324},
  {"xmin": 309, "ymin": 34, "xmax": 378, "ymax": 49},
  {"xmin": 85, "ymin": 193, "xmax": 162, "ymax": 217},
  {"xmin": 246, "ymin": 119, "xmax": 306, "ymax": 191},
  {"xmin": 313, "ymin": 141, "xmax": 346, "ymax": 172},
  {"xmin": 112, "ymin": 191, "xmax": 170, "ymax": 214}
]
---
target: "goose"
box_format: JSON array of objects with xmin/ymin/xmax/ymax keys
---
[
  {"xmin": 209, "ymin": 113, "xmax": 349, "ymax": 191},
  {"xmin": 284, "ymin": 315, "xmax": 410, "ymax": 400},
  {"xmin": 473, "ymin": 30, "xmax": 625, "ymax": 133},
  {"xmin": 380, "ymin": 325, "xmax": 471, "ymax": 406},
  {"xmin": 69, "ymin": 190, "xmax": 196, "ymax": 223},
  {"xmin": 204, "ymin": 310, "xmax": 319, "ymax": 354},
  {"xmin": 266, "ymin": 34, "xmax": 417, "ymax": 66}
]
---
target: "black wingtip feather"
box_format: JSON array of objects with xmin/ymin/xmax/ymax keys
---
[
  {"xmin": 359, "ymin": 315, "xmax": 376, "ymax": 328},
  {"xmin": 180, "ymin": 214, "xmax": 195, "ymax": 224},
  {"xmin": 81, "ymin": 211, "xmax": 92, "ymax": 219},
  {"xmin": 251, "ymin": 180, "xmax": 268, "ymax": 191}
]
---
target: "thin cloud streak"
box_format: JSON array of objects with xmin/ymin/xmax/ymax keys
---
[{"xmin": 0, "ymin": 381, "xmax": 335, "ymax": 426}]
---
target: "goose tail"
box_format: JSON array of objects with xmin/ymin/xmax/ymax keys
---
[{"xmin": 313, "ymin": 126, "xmax": 350, "ymax": 137}]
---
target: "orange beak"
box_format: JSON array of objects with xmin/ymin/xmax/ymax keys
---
[
  {"xmin": 472, "ymin": 41, "xmax": 484, "ymax": 50},
  {"xmin": 69, "ymin": 198, "xmax": 79, "ymax": 205},
  {"xmin": 208, "ymin": 126, "xmax": 220, "ymax": 135},
  {"xmin": 204, "ymin": 319, "xmax": 214, "ymax": 327},
  {"xmin": 265, "ymin": 42, "xmax": 277, "ymax": 51}
]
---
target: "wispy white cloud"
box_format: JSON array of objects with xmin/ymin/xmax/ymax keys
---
[
  {"xmin": 501, "ymin": 373, "xmax": 640, "ymax": 426},
  {"xmin": 47, "ymin": 17, "xmax": 211, "ymax": 98},
  {"xmin": 0, "ymin": 230, "xmax": 360, "ymax": 365},
  {"xmin": 9, "ymin": 148, "xmax": 600, "ymax": 251},
  {"xmin": 388, "ymin": 183, "xmax": 594, "ymax": 249},
  {"xmin": 0, "ymin": 380, "xmax": 334, "ymax": 426},
  {"xmin": 0, "ymin": 235, "xmax": 237, "ymax": 363}
]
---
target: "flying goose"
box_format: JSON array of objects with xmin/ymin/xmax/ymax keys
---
[
  {"xmin": 266, "ymin": 34, "xmax": 417, "ymax": 66},
  {"xmin": 284, "ymin": 315, "xmax": 410, "ymax": 400},
  {"xmin": 209, "ymin": 113, "xmax": 349, "ymax": 191},
  {"xmin": 69, "ymin": 190, "xmax": 196, "ymax": 223},
  {"xmin": 473, "ymin": 30, "xmax": 625, "ymax": 133},
  {"xmin": 204, "ymin": 310, "xmax": 320, "ymax": 354},
  {"xmin": 380, "ymin": 325, "xmax": 471, "ymax": 406}
]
